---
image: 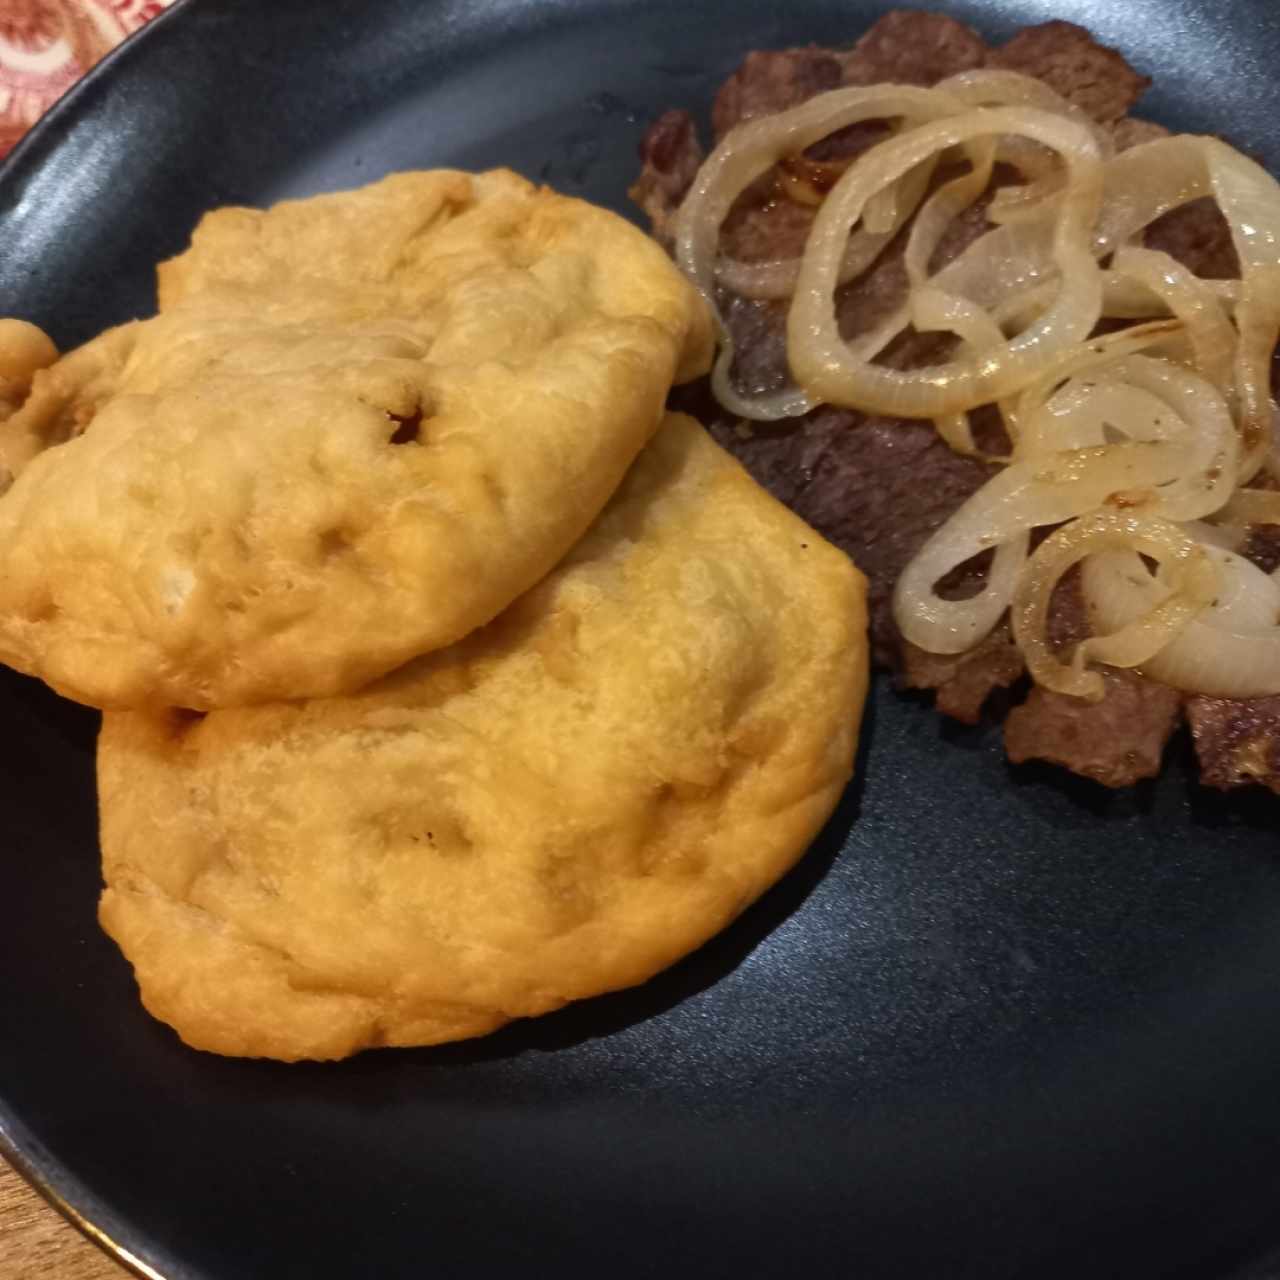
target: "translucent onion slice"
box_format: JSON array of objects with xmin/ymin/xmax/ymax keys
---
[
  {"xmin": 1230, "ymin": 265, "xmax": 1280, "ymax": 481},
  {"xmin": 895, "ymin": 440, "xmax": 1182, "ymax": 655},
  {"xmin": 1110, "ymin": 247, "xmax": 1235, "ymax": 392},
  {"xmin": 1210, "ymin": 486, "xmax": 1280, "ymax": 530},
  {"xmin": 896, "ymin": 354, "xmax": 1235, "ymax": 655},
  {"xmin": 1089, "ymin": 356, "xmax": 1237, "ymax": 522},
  {"xmin": 895, "ymin": 530, "xmax": 1032, "ymax": 655},
  {"xmin": 938, "ymin": 71, "xmax": 1107, "ymax": 225},
  {"xmin": 992, "ymin": 273, "xmax": 1242, "ymax": 329},
  {"xmin": 1083, "ymin": 544, "xmax": 1280, "ymax": 696},
  {"xmin": 1092, "ymin": 136, "xmax": 1213, "ymax": 255},
  {"xmin": 1003, "ymin": 321, "xmax": 1183, "ymax": 457},
  {"xmin": 1206, "ymin": 138, "xmax": 1280, "ymax": 272},
  {"xmin": 986, "ymin": 169, "xmax": 1067, "ymax": 225},
  {"xmin": 863, "ymin": 162, "xmax": 914, "ymax": 233},
  {"xmin": 909, "ymin": 285, "xmax": 1006, "ymax": 350},
  {"xmin": 673, "ymin": 84, "xmax": 963, "ymax": 420},
  {"xmin": 716, "ymin": 157, "xmax": 938, "ymax": 301},
  {"xmin": 903, "ymin": 140, "xmax": 996, "ymax": 289},
  {"xmin": 1263, "ymin": 419, "xmax": 1280, "ymax": 483},
  {"xmin": 1102, "ymin": 274, "xmax": 1239, "ymax": 322},
  {"xmin": 933, "ymin": 411, "xmax": 981, "ymax": 457},
  {"xmin": 936, "ymin": 72, "xmax": 1113, "ymax": 227},
  {"xmin": 940, "ymin": 70, "xmax": 1111, "ymax": 223},
  {"xmin": 1202, "ymin": 140, "xmax": 1280, "ymax": 477},
  {"xmin": 912, "ymin": 285, "xmax": 1007, "ymax": 459},
  {"xmin": 937, "ymin": 69, "xmax": 1115, "ymax": 157},
  {"xmin": 1179, "ymin": 518, "xmax": 1244, "ymax": 553},
  {"xmin": 926, "ymin": 136, "xmax": 1211, "ymax": 321},
  {"xmin": 1012, "ymin": 511, "xmax": 1219, "ymax": 700},
  {"xmin": 1015, "ymin": 379, "xmax": 1176, "ymax": 455},
  {"xmin": 708, "ymin": 128, "xmax": 1220, "ymax": 420},
  {"xmin": 789, "ymin": 106, "xmax": 1104, "ymax": 417},
  {"xmin": 1021, "ymin": 352, "xmax": 1238, "ymax": 521}
]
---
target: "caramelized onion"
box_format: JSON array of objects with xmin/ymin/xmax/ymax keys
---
[
  {"xmin": 673, "ymin": 84, "xmax": 962, "ymax": 420},
  {"xmin": 1214, "ymin": 487, "xmax": 1280, "ymax": 528},
  {"xmin": 672, "ymin": 73, "xmax": 1280, "ymax": 697},
  {"xmin": 894, "ymin": 354, "xmax": 1235, "ymax": 656},
  {"xmin": 1084, "ymin": 544, "xmax": 1280, "ymax": 696},
  {"xmin": 1111, "ymin": 247, "xmax": 1235, "ymax": 392},
  {"xmin": 789, "ymin": 106, "xmax": 1104, "ymax": 417},
  {"xmin": 1013, "ymin": 512, "xmax": 1218, "ymax": 700},
  {"xmin": 716, "ymin": 158, "xmax": 937, "ymax": 301}
]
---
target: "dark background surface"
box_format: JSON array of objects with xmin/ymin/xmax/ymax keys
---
[{"xmin": 3, "ymin": 0, "xmax": 1280, "ymax": 1276}]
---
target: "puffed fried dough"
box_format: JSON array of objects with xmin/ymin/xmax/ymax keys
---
[
  {"xmin": 0, "ymin": 169, "xmax": 713, "ymax": 709},
  {"xmin": 0, "ymin": 318, "xmax": 59, "ymax": 437},
  {"xmin": 97, "ymin": 414, "xmax": 869, "ymax": 1061},
  {"xmin": 0, "ymin": 321, "xmax": 133, "ymax": 473},
  {"xmin": 156, "ymin": 169, "xmax": 713, "ymax": 387}
]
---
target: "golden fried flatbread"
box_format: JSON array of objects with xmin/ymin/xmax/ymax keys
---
[
  {"xmin": 0, "ymin": 170, "xmax": 712, "ymax": 709},
  {"xmin": 97, "ymin": 414, "xmax": 868, "ymax": 1061}
]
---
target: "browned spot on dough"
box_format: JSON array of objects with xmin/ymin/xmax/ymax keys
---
[
  {"xmin": 168, "ymin": 707, "xmax": 207, "ymax": 739},
  {"xmin": 387, "ymin": 410, "xmax": 423, "ymax": 445},
  {"xmin": 318, "ymin": 527, "xmax": 352, "ymax": 558}
]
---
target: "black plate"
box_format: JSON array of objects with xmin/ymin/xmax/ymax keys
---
[{"xmin": 4, "ymin": 1, "xmax": 1280, "ymax": 1277}]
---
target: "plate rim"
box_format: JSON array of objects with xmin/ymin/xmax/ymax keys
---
[
  {"xmin": 3, "ymin": 3, "xmax": 1280, "ymax": 1278},
  {"xmin": 0, "ymin": 0, "xmax": 198, "ymax": 186},
  {"xmin": 0, "ymin": 3, "xmax": 203, "ymax": 1271}
]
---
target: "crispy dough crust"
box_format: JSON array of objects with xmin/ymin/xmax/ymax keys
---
[
  {"xmin": 0, "ymin": 170, "xmax": 713, "ymax": 709},
  {"xmin": 97, "ymin": 415, "xmax": 867, "ymax": 1061}
]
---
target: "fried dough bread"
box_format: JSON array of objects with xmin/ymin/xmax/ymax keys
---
[
  {"xmin": 97, "ymin": 414, "xmax": 867, "ymax": 1061},
  {"xmin": 0, "ymin": 170, "xmax": 712, "ymax": 709}
]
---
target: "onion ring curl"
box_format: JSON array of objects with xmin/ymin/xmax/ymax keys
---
[
  {"xmin": 789, "ymin": 105, "xmax": 1105, "ymax": 419},
  {"xmin": 1012, "ymin": 510, "xmax": 1220, "ymax": 701},
  {"xmin": 893, "ymin": 353, "xmax": 1234, "ymax": 657},
  {"xmin": 1084, "ymin": 542, "xmax": 1280, "ymax": 697},
  {"xmin": 668, "ymin": 72, "xmax": 1280, "ymax": 703},
  {"xmin": 672, "ymin": 84, "xmax": 966, "ymax": 421}
]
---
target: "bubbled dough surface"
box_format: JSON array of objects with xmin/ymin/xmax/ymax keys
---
[
  {"xmin": 0, "ymin": 169, "xmax": 713, "ymax": 709},
  {"xmin": 97, "ymin": 414, "xmax": 868, "ymax": 1061}
]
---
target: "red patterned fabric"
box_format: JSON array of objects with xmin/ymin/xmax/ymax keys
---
[{"xmin": 0, "ymin": 0, "xmax": 172, "ymax": 159}]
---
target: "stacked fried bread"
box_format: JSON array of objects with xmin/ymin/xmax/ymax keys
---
[
  {"xmin": 0, "ymin": 170, "xmax": 868, "ymax": 1059},
  {"xmin": 98, "ymin": 415, "xmax": 866, "ymax": 1061}
]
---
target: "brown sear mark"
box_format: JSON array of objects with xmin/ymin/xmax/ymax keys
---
[
  {"xmin": 318, "ymin": 527, "xmax": 352, "ymax": 558},
  {"xmin": 167, "ymin": 707, "xmax": 207, "ymax": 739},
  {"xmin": 387, "ymin": 410, "xmax": 423, "ymax": 445}
]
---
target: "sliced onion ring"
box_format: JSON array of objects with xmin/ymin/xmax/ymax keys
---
[
  {"xmin": 1012, "ymin": 510, "xmax": 1219, "ymax": 700},
  {"xmin": 673, "ymin": 84, "xmax": 964, "ymax": 421},
  {"xmin": 1084, "ymin": 544, "xmax": 1280, "ymax": 696},
  {"xmin": 789, "ymin": 105, "xmax": 1104, "ymax": 418}
]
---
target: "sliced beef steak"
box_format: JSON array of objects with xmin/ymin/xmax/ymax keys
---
[
  {"xmin": 986, "ymin": 20, "xmax": 1150, "ymax": 125},
  {"xmin": 711, "ymin": 13, "xmax": 985, "ymax": 139},
  {"xmin": 631, "ymin": 109, "xmax": 703, "ymax": 242},
  {"xmin": 899, "ymin": 623, "xmax": 1024, "ymax": 725},
  {"xmin": 1006, "ymin": 669, "xmax": 1183, "ymax": 788},
  {"xmin": 712, "ymin": 46, "xmax": 844, "ymax": 138},
  {"xmin": 635, "ymin": 10, "xmax": 1280, "ymax": 791},
  {"xmin": 1187, "ymin": 697, "xmax": 1280, "ymax": 794},
  {"xmin": 837, "ymin": 10, "xmax": 987, "ymax": 89}
]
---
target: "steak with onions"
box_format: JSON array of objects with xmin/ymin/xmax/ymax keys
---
[{"xmin": 633, "ymin": 9, "xmax": 1280, "ymax": 793}]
